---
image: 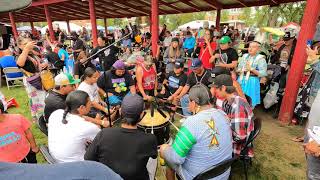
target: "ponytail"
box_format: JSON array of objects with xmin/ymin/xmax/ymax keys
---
[{"xmin": 62, "ymin": 107, "xmax": 70, "ymax": 124}]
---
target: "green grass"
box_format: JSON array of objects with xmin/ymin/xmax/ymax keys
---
[{"xmin": 1, "ymin": 86, "xmax": 307, "ymax": 179}]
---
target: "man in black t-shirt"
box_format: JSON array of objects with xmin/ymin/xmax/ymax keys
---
[
  {"xmin": 176, "ymin": 58, "xmax": 212, "ymax": 116},
  {"xmin": 85, "ymin": 94, "xmax": 157, "ymax": 180},
  {"xmin": 211, "ymin": 36, "xmax": 238, "ymax": 70},
  {"xmin": 44, "ymin": 73, "xmax": 79, "ymax": 121},
  {"xmin": 160, "ymin": 62, "xmax": 187, "ymax": 101},
  {"xmin": 97, "ymin": 60, "xmax": 136, "ymax": 106}
]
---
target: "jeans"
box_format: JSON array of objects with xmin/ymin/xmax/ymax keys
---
[
  {"xmin": 180, "ymin": 94, "xmax": 192, "ymax": 116},
  {"xmin": 0, "ymin": 161, "xmax": 123, "ymax": 180},
  {"xmin": 306, "ymin": 154, "xmax": 320, "ymax": 180}
]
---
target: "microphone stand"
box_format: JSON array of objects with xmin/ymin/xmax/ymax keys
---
[{"xmin": 100, "ymin": 57, "xmax": 112, "ymax": 127}]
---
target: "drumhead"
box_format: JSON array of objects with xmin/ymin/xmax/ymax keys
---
[{"xmin": 139, "ymin": 110, "xmax": 168, "ymax": 127}]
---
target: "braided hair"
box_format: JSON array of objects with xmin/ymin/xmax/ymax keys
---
[{"xmin": 62, "ymin": 90, "xmax": 90, "ymax": 124}]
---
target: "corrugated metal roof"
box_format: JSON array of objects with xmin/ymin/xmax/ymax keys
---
[{"xmin": 0, "ymin": 0, "xmax": 304, "ymax": 22}]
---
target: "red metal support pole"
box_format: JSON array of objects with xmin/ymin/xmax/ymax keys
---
[
  {"xmin": 151, "ymin": 0, "xmax": 159, "ymax": 57},
  {"xmin": 216, "ymin": 9, "xmax": 221, "ymax": 30},
  {"xmin": 30, "ymin": 21, "xmax": 35, "ymax": 32},
  {"xmin": 88, "ymin": 0, "xmax": 98, "ymax": 47},
  {"xmin": 9, "ymin": 12, "xmax": 18, "ymax": 40},
  {"xmin": 44, "ymin": 5, "xmax": 56, "ymax": 42},
  {"xmin": 66, "ymin": 20, "xmax": 71, "ymax": 34},
  {"xmin": 104, "ymin": 18, "xmax": 108, "ymax": 35},
  {"xmin": 279, "ymin": 0, "xmax": 320, "ymax": 124}
]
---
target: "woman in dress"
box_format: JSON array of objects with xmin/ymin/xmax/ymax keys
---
[
  {"xmin": 16, "ymin": 37, "xmax": 47, "ymax": 121},
  {"xmin": 237, "ymin": 41, "xmax": 267, "ymax": 107}
]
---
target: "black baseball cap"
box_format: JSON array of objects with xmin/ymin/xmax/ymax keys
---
[
  {"xmin": 121, "ymin": 94, "xmax": 144, "ymax": 121},
  {"xmin": 172, "ymin": 37, "xmax": 179, "ymax": 43},
  {"xmin": 174, "ymin": 62, "xmax": 184, "ymax": 69},
  {"xmin": 209, "ymin": 74, "xmax": 233, "ymax": 88},
  {"xmin": 283, "ymin": 31, "xmax": 294, "ymax": 41}
]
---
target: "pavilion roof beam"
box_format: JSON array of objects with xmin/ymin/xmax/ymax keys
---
[
  {"xmin": 179, "ymin": 0, "xmax": 202, "ymax": 12},
  {"xmin": 48, "ymin": 5, "xmax": 89, "ymax": 20},
  {"xmin": 36, "ymin": 5, "xmax": 86, "ymax": 20},
  {"xmin": 234, "ymin": 0, "xmax": 248, "ymax": 7},
  {"xmin": 158, "ymin": 0, "xmax": 185, "ymax": 13},
  {"xmin": 112, "ymin": 2, "xmax": 150, "ymax": 16},
  {"xmin": 131, "ymin": 0, "xmax": 170, "ymax": 14},
  {"xmin": 71, "ymin": 0, "xmax": 127, "ymax": 18},
  {"xmin": 31, "ymin": 0, "xmax": 69, "ymax": 6},
  {"xmin": 201, "ymin": 0, "xmax": 222, "ymax": 10},
  {"xmin": 96, "ymin": 0, "xmax": 147, "ymax": 17}
]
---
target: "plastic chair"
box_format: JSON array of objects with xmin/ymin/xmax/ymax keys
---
[
  {"xmin": 193, "ymin": 157, "xmax": 238, "ymax": 180},
  {"xmin": 2, "ymin": 67, "xmax": 24, "ymax": 90},
  {"xmin": 39, "ymin": 145, "xmax": 57, "ymax": 164},
  {"xmin": 37, "ymin": 115, "xmax": 48, "ymax": 136},
  {"xmin": 240, "ymin": 117, "xmax": 262, "ymax": 180}
]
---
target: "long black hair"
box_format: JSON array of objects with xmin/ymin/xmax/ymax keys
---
[
  {"xmin": 62, "ymin": 90, "xmax": 90, "ymax": 124},
  {"xmin": 81, "ymin": 67, "xmax": 98, "ymax": 81}
]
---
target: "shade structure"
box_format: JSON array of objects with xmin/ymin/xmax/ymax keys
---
[
  {"xmin": 178, "ymin": 20, "xmax": 215, "ymax": 30},
  {"xmin": 40, "ymin": 21, "xmax": 81, "ymax": 34},
  {"xmin": 0, "ymin": 0, "xmax": 304, "ymax": 23}
]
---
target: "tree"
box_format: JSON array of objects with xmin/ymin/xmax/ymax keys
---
[{"xmin": 221, "ymin": 10, "xmax": 229, "ymax": 22}]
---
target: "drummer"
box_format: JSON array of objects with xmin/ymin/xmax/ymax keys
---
[
  {"xmin": 159, "ymin": 61, "xmax": 187, "ymax": 101},
  {"xmin": 159, "ymin": 85, "xmax": 233, "ymax": 180},
  {"xmin": 97, "ymin": 60, "xmax": 136, "ymax": 106},
  {"xmin": 85, "ymin": 94, "xmax": 157, "ymax": 180},
  {"xmin": 136, "ymin": 55, "xmax": 158, "ymax": 101}
]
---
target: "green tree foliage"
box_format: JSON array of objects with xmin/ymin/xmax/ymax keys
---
[{"xmin": 240, "ymin": 2, "xmax": 306, "ymax": 27}]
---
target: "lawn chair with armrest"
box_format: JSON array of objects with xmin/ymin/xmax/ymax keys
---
[{"xmin": 39, "ymin": 145, "xmax": 57, "ymax": 164}]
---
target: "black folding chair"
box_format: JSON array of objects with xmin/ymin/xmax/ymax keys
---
[
  {"xmin": 39, "ymin": 145, "xmax": 57, "ymax": 164},
  {"xmin": 193, "ymin": 157, "xmax": 238, "ymax": 180},
  {"xmin": 37, "ymin": 115, "xmax": 48, "ymax": 136},
  {"xmin": 240, "ymin": 117, "xmax": 262, "ymax": 180}
]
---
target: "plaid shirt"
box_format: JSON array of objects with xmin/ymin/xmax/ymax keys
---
[{"xmin": 222, "ymin": 95, "xmax": 254, "ymax": 157}]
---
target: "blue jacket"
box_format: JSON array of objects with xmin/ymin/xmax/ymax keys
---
[{"xmin": 183, "ymin": 37, "xmax": 196, "ymax": 50}]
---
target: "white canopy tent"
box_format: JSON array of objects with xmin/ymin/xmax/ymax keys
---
[
  {"xmin": 17, "ymin": 26, "xmax": 41, "ymax": 31},
  {"xmin": 40, "ymin": 21, "xmax": 81, "ymax": 34},
  {"xmin": 177, "ymin": 20, "xmax": 215, "ymax": 31}
]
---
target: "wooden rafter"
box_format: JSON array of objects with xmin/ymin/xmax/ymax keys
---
[
  {"xmin": 179, "ymin": 0, "xmax": 202, "ymax": 12},
  {"xmin": 159, "ymin": 0, "xmax": 185, "ymax": 13}
]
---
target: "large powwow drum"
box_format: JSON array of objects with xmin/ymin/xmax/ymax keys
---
[{"xmin": 137, "ymin": 110, "xmax": 170, "ymax": 146}]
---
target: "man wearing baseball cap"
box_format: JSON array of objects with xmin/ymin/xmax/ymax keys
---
[
  {"xmin": 44, "ymin": 73, "xmax": 80, "ymax": 121},
  {"xmin": 210, "ymin": 35, "xmax": 238, "ymax": 70},
  {"xmin": 97, "ymin": 60, "xmax": 136, "ymax": 106},
  {"xmin": 210, "ymin": 74, "xmax": 254, "ymax": 157},
  {"xmin": 85, "ymin": 94, "xmax": 157, "ymax": 180},
  {"xmin": 160, "ymin": 61, "xmax": 187, "ymax": 101},
  {"xmin": 176, "ymin": 58, "xmax": 212, "ymax": 116},
  {"xmin": 270, "ymin": 31, "xmax": 297, "ymax": 90}
]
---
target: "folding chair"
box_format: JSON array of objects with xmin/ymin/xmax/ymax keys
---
[
  {"xmin": 240, "ymin": 117, "xmax": 262, "ymax": 180},
  {"xmin": 193, "ymin": 157, "xmax": 238, "ymax": 180},
  {"xmin": 39, "ymin": 145, "xmax": 57, "ymax": 164},
  {"xmin": 2, "ymin": 67, "xmax": 24, "ymax": 90}
]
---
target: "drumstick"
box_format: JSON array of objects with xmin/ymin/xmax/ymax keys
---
[{"xmin": 167, "ymin": 118, "xmax": 180, "ymax": 132}]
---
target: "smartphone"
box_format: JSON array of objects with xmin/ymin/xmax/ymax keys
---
[{"xmin": 307, "ymin": 40, "xmax": 313, "ymax": 47}]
